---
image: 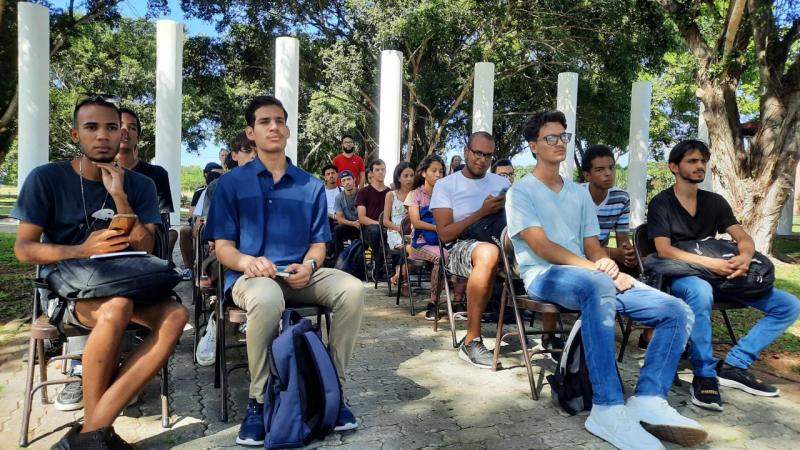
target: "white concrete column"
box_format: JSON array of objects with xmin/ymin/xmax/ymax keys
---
[
  {"xmin": 154, "ymin": 20, "xmax": 183, "ymax": 226},
  {"xmin": 17, "ymin": 2, "xmax": 50, "ymax": 190},
  {"xmin": 778, "ymin": 189, "xmax": 794, "ymax": 235},
  {"xmin": 627, "ymin": 81, "xmax": 652, "ymax": 229},
  {"xmin": 472, "ymin": 62, "xmax": 494, "ymax": 134},
  {"xmin": 378, "ymin": 50, "xmax": 403, "ymax": 178},
  {"xmin": 275, "ymin": 37, "xmax": 300, "ymax": 164},
  {"xmin": 697, "ymin": 101, "xmax": 714, "ymax": 191},
  {"xmin": 556, "ymin": 72, "xmax": 578, "ymax": 180}
]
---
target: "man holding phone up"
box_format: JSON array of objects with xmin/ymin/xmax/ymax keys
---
[
  {"xmin": 12, "ymin": 95, "xmax": 188, "ymax": 448},
  {"xmin": 204, "ymin": 96, "xmax": 365, "ymax": 446},
  {"xmin": 430, "ymin": 132, "xmax": 510, "ymax": 369}
]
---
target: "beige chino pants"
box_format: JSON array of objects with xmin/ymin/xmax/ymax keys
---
[{"xmin": 231, "ymin": 268, "xmax": 365, "ymax": 402}]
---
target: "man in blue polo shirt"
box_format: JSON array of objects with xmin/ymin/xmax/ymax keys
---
[{"xmin": 205, "ymin": 95, "xmax": 365, "ymax": 446}]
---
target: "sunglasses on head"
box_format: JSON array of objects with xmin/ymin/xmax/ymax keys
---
[{"xmin": 76, "ymin": 92, "xmax": 121, "ymax": 108}]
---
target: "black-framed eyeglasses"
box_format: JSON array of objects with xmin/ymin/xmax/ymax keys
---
[
  {"xmin": 497, "ymin": 172, "xmax": 514, "ymax": 179},
  {"xmin": 76, "ymin": 92, "xmax": 121, "ymax": 108},
  {"xmin": 538, "ymin": 132, "xmax": 572, "ymax": 145},
  {"xmin": 468, "ymin": 146, "xmax": 496, "ymax": 161}
]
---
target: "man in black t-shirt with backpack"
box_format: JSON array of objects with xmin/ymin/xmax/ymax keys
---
[
  {"xmin": 648, "ymin": 139, "xmax": 800, "ymax": 412},
  {"xmin": 12, "ymin": 95, "xmax": 189, "ymax": 448}
]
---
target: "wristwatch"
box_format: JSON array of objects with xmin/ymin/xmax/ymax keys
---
[{"xmin": 304, "ymin": 259, "xmax": 318, "ymax": 274}]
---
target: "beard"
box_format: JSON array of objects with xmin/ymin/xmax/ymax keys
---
[
  {"xmin": 82, "ymin": 150, "xmax": 117, "ymax": 164},
  {"xmin": 343, "ymin": 147, "xmax": 354, "ymax": 154},
  {"xmin": 679, "ymin": 171, "xmax": 704, "ymax": 184},
  {"xmin": 465, "ymin": 164, "xmax": 486, "ymax": 179}
]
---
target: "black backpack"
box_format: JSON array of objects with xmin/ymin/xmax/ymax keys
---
[
  {"xmin": 546, "ymin": 320, "xmax": 624, "ymax": 415},
  {"xmin": 334, "ymin": 239, "xmax": 366, "ymax": 280}
]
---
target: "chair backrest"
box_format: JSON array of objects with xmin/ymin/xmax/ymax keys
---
[
  {"xmin": 377, "ymin": 211, "xmax": 385, "ymax": 233},
  {"xmin": 632, "ymin": 223, "xmax": 655, "ymax": 274},
  {"xmin": 400, "ymin": 215, "xmax": 413, "ymax": 236},
  {"xmin": 497, "ymin": 227, "xmax": 521, "ymax": 280}
]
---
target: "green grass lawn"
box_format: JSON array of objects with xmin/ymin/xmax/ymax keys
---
[{"xmin": 0, "ymin": 233, "xmax": 36, "ymax": 323}]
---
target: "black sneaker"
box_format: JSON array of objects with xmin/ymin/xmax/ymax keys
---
[
  {"xmin": 458, "ymin": 337, "xmax": 493, "ymax": 369},
  {"xmin": 717, "ymin": 362, "xmax": 779, "ymax": 397},
  {"xmin": 55, "ymin": 376, "xmax": 84, "ymax": 411},
  {"xmin": 690, "ymin": 375, "xmax": 723, "ymax": 411},
  {"xmin": 51, "ymin": 425, "xmax": 112, "ymax": 450},
  {"xmin": 105, "ymin": 427, "xmax": 135, "ymax": 450},
  {"xmin": 425, "ymin": 302, "xmax": 438, "ymax": 321}
]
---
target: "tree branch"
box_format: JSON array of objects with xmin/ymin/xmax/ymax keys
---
[
  {"xmin": 656, "ymin": 0, "xmax": 714, "ymax": 69},
  {"xmin": 721, "ymin": 0, "xmax": 747, "ymax": 57}
]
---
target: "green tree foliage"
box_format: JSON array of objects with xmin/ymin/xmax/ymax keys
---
[
  {"xmin": 180, "ymin": 0, "xmax": 681, "ymax": 174},
  {"xmin": 180, "ymin": 165, "xmax": 204, "ymax": 192},
  {"xmin": 0, "ymin": 0, "xmax": 172, "ymax": 165}
]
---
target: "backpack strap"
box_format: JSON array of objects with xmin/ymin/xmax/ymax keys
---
[
  {"xmin": 302, "ymin": 330, "xmax": 342, "ymax": 436},
  {"xmin": 280, "ymin": 309, "xmax": 304, "ymax": 332}
]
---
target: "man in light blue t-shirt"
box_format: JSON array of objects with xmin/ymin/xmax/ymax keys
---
[{"xmin": 506, "ymin": 110, "xmax": 706, "ymax": 450}]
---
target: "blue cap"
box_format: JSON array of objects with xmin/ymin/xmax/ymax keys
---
[{"xmin": 338, "ymin": 170, "xmax": 354, "ymax": 179}]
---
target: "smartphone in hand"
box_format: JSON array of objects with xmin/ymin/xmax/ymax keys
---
[{"xmin": 108, "ymin": 214, "xmax": 137, "ymax": 235}]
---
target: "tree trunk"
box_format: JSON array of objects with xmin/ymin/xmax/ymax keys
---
[
  {"xmin": 699, "ymin": 82, "xmax": 800, "ymax": 255},
  {"xmin": 405, "ymin": 101, "xmax": 415, "ymax": 162}
]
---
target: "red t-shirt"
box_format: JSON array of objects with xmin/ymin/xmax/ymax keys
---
[{"xmin": 332, "ymin": 153, "xmax": 365, "ymax": 186}]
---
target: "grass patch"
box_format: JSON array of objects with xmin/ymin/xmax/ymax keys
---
[
  {"xmin": 0, "ymin": 232, "xmax": 35, "ymax": 324},
  {"xmin": 709, "ymin": 237, "xmax": 800, "ymax": 354}
]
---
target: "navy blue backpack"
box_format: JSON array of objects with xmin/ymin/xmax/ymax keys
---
[
  {"xmin": 263, "ymin": 310, "xmax": 341, "ymax": 449},
  {"xmin": 334, "ymin": 239, "xmax": 366, "ymax": 280}
]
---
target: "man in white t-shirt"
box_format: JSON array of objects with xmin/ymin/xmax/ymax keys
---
[
  {"xmin": 322, "ymin": 164, "xmax": 342, "ymax": 223},
  {"xmin": 430, "ymin": 131, "xmax": 510, "ymax": 369}
]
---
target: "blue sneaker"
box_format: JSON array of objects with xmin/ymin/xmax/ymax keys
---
[
  {"xmin": 334, "ymin": 399, "xmax": 358, "ymax": 431},
  {"xmin": 236, "ymin": 399, "xmax": 265, "ymax": 446}
]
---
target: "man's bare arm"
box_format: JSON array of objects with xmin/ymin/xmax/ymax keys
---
[
  {"xmin": 357, "ymin": 205, "xmax": 379, "ymax": 226},
  {"xmin": 336, "ymin": 211, "xmax": 359, "ymax": 228},
  {"xmin": 518, "ymin": 226, "xmax": 596, "ymax": 269},
  {"xmin": 14, "ymin": 222, "xmax": 129, "ymax": 265},
  {"xmin": 431, "ymin": 195, "xmax": 504, "ymax": 243}
]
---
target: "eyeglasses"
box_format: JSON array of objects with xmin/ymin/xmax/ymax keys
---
[
  {"xmin": 538, "ymin": 133, "xmax": 572, "ymax": 146},
  {"xmin": 468, "ymin": 146, "xmax": 496, "ymax": 161},
  {"xmin": 76, "ymin": 93, "xmax": 121, "ymax": 108},
  {"xmin": 497, "ymin": 172, "xmax": 514, "ymax": 179}
]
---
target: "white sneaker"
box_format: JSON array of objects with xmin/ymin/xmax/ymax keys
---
[
  {"xmin": 626, "ymin": 395, "xmax": 708, "ymax": 447},
  {"xmin": 196, "ymin": 314, "xmax": 217, "ymax": 367},
  {"xmin": 585, "ymin": 404, "xmax": 665, "ymax": 450}
]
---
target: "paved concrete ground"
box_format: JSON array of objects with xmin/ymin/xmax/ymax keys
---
[{"xmin": 2, "ymin": 274, "xmax": 800, "ymax": 449}]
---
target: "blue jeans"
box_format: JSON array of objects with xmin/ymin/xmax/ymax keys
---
[
  {"xmin": 670, "ymin": 276, "xmax": 800, "ymax": 377},
  {"xmin": 528, "ymin": 266, "xmax": 693, "ymax": 406}
]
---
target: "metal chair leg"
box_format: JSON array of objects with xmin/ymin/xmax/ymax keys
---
[
  {"xmin": 18, "ymin": 337, "xmax": 37, "ymax": 447},
  {"xmin": 617, "ymin": 317, "xmax": 634, "ymax": 363},
  {"xmin": 492, "ymin": 285, "xmax": 508, "ymax": 371},
  {"xmin": 720, "ymin": 309, "xmax": 738, "ymax": 345},
  {"xmin": 160, "ymin": 364, "xmax": 170, "ymax": 428},
  {"xmin": 219, "ymin": 307, "xmax": 229, "ymax": 422},
  {"xmin": 36, "ymin": 339, "xmax": 48, "ymax": 404}
]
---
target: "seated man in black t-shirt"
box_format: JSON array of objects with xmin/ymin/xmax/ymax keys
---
[
  {"xmin": 116, "ymin": 108, "xmax": 176, "ymax": 252},
  {"xmin": 648, "ymin": 139, "xmax": 800, "ymax": 412},
  {"xmin": 11, "ymin": 95, "xmax": 189, "ymax": 448}
]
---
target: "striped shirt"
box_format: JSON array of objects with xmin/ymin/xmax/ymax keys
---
[{"xmin": 581, "ymin": 184, "xmax": 630, "ymax": 245}]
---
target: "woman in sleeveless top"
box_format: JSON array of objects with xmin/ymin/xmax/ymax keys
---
[
  {"xmin": 405, "ymin": 155, "xmax": 466, "ymax": 319},
  {"xmin": 383, "ymin": 162, "xmax": 414, "ymax": 286}
]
